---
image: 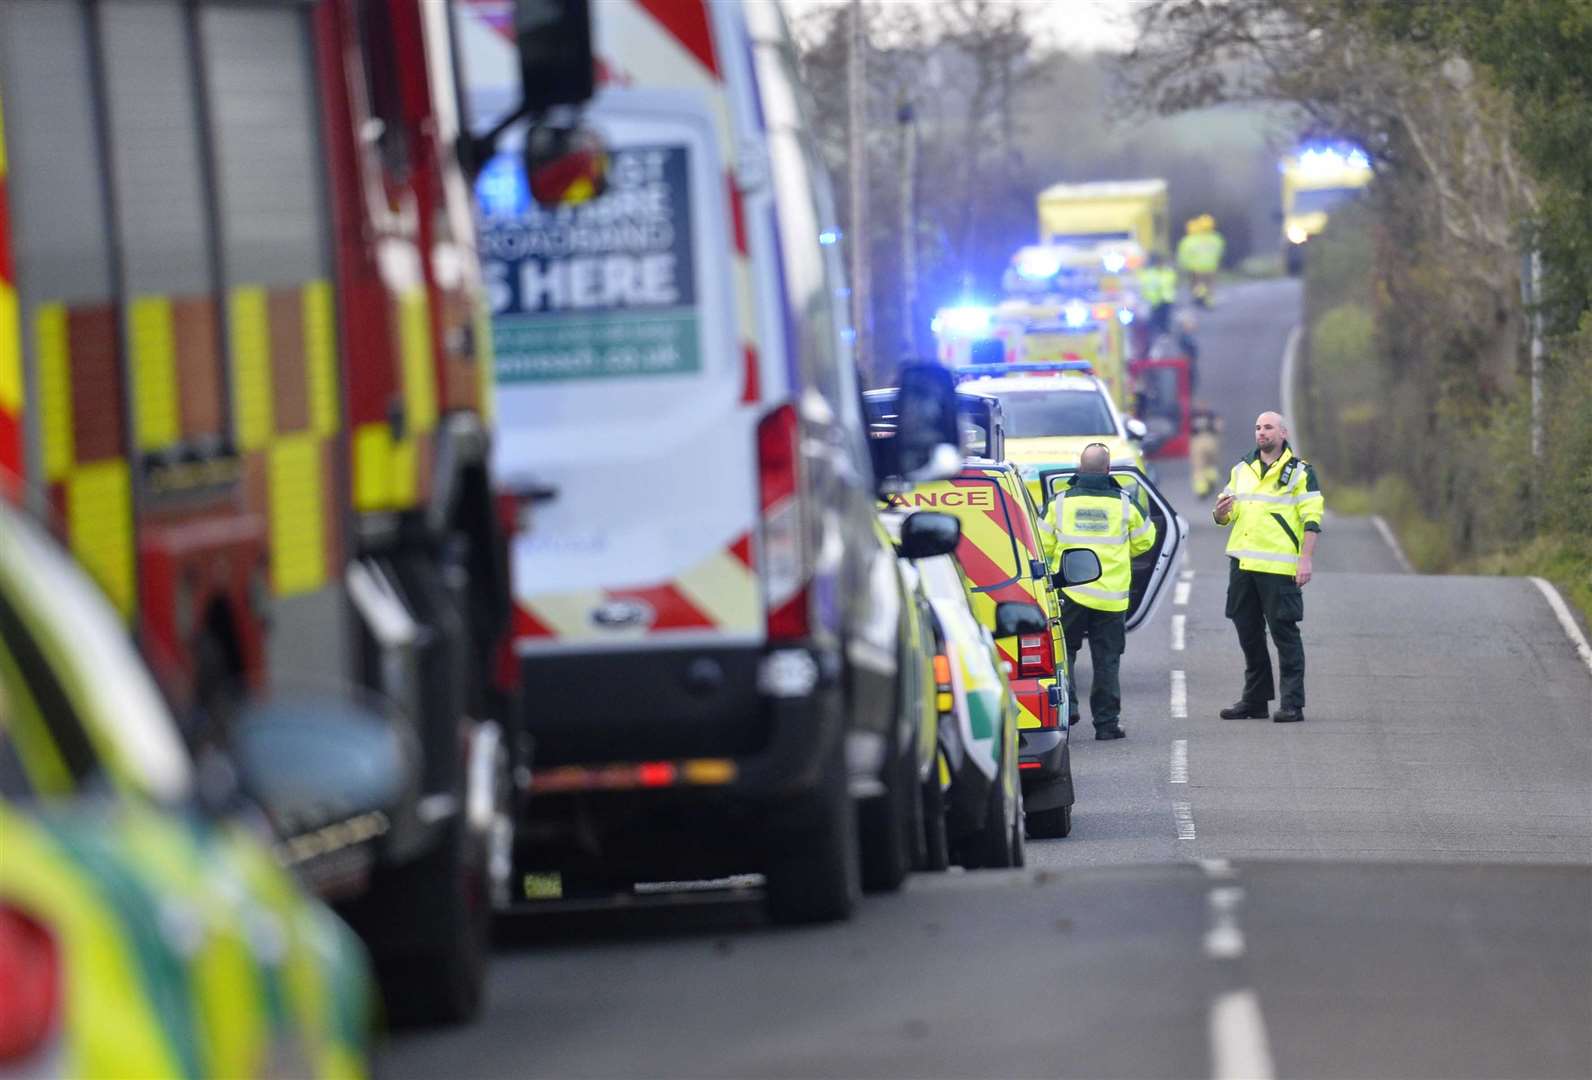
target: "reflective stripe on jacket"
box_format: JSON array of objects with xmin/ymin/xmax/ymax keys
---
[
  {"xmin": 1041, "ymin": 478, "xmax": 1156, "ymax": 612},
  {"xmin": 1217, "ymin": 443, "xmax": 1324, "ymax": 575}
]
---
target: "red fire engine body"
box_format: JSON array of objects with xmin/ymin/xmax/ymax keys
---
[{"xmin": 0, "ymin": 0, "xmax": 514, "ymax": 1024}]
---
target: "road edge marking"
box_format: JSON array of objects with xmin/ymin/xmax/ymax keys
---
[
  {"xmin": 1279, "ymin": 324, "xmax": 1301, "ymax": 430},
  {"xmin": 1530, "ymin": 576, "xmax": 1592, "ymax": 678},
  {"xmin": 1370, "ymin": 514, "xmax": 1414, "ymax": 574},
  {"xmin": 1210, "ymin": 989, "xmax": 1276, "ymax": 1080}
]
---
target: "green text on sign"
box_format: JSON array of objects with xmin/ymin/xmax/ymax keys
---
[{"xmin": 494, "ymin": 309, "xmax": 700, "ymax": 382}]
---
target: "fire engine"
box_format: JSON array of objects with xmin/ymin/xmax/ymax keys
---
[{"xmin": 0, "ymin": 0, "xmax": 592, "ymax": 1025}]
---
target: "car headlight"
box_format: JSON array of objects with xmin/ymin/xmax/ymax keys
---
[{"xmin": 1286, "ymin": 224, "xmax": 1309, "ymax": 245}]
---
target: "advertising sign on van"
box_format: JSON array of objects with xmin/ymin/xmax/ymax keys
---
[{"xmin": 477, "ymin": 145, "xmax": 699, "ymax": 382}]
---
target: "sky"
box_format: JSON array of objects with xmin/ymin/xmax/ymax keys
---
[{"xmin": 783, "ymin": 0, "xmax": 1141, "ymax": 54}]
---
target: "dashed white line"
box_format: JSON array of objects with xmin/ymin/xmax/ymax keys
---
[
  {"xmin": 1531, "ymin": 576, "xmax": 1592, "ymax": 678},
  {"xmin": 1180, "ymin": 567, "xmax": 1196, "ymax": 582},
  {"xmin": 1171, "ymin": 613, "xmax": 1186, "ymax": 651},
  {"xmin": 1174, "ymin": 580, "xmax": 1192, "ymax": 606},
  {"xmin": 1210, "ymin": 989, "xmax": 1276, "ymax": 1080},
  {"xmin": 1170, "ymin": 739, "xmax": 1188, "ymax": 784},
  {"xmin": 1173, "ymin": 801, "xmax": 1197, "ymax": 840},
  {"xmin": 1198, "ymin": 858, "xmax": 1235, "ymax": 879},
  {"xmin": 1204, "ymin": 886, "xmax": 1246, "ymax": 959},
  {"xmin": 1170, "ymin": 670, "xmax": 1187, "ymax": 718}
]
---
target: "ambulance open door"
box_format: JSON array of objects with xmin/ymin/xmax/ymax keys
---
[{"xmin": 1040, "ymin": 465, "xmax": 1187, "ymax": 632}]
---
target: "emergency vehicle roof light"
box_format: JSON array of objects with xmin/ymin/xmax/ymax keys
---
[
  {"xmin": 1015, "ymin": 247, "xmax": 1065, "ymax": 280},
  {"xmin": 1101, "ymin": 251, "xmax": 1127, "ymax": 274},
  {"xmin": 933, "ymin": 305, "xmax": 994, "ymax": 337},
  {"xmin": 1062, "ymin": 300, "xmax": 1091, "ymax": 329},
  {"xmin": 954, "ymin": 360, "xmax": 1095, "ymax": 379}
]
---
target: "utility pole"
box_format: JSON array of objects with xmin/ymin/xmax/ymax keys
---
[
  {"xmin": 898, "ymin": 99, "xmax": 919, "ymax": 362},
  {"xmin": 847, "ymin": 0, "xmax": 871, "ymax": 384},
  {"xmin": 1529, "ymin": 250, "xmax": 1544, "ymax": 462}
]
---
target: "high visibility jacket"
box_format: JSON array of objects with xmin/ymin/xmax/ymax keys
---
[
  {"xmin": 1177, "ymin": 230, "xmax": 1226, "ymax": 274},
  {"xmin": 1217, "ymin": 443, "xmax": 1324, "ymax": 575},
  {"xmin": 1041, "ymin": 475, "xmax": 1156, "ymax": 611},
  {"xmin": 1137, "ymin": 265, "xmax": 1177, "ymax": 305}
]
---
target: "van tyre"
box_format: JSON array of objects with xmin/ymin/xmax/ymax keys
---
[
  {"xmin": 859, "ymin": 738, "xmax": 916, "ymax": 893},
  {"xmin": 361, "ymin": 815, "xmax": 489, "ymax": 1027},
  {"xmin": 765, "ymin": 738, "xmax": 860, "ymax": 924},
  {"xmin": 965, "ymin": 774, "xmax": 1020, "ymax": 869},
  {"xmin": 918, "ymin": 764, "xmax": 950, "ymax": 872},
  {"xmin": 1027, "ymin": 804, "xmax": 1072, "ymax": 839}
]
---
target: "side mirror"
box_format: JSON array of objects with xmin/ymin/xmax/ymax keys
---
[
  {"xmin": 1124, "ymin": 417, "xmax": 1148, "ymax": 441},
  {"xmin": 1051, "ymin": 548, "xmax": 1103, "ymax": 589},
  {"xmin": 893, "ymin": 362, "xmax": 964, "ymax": 482},
  {"xmin": 525, "ymin": 125, "xmax": 609, "ymax": 207},
  {"xmin": 515, "ymin": 0, "xmax": 596, "ymax": 111},
  {"xmin": 897, "ymin": 511, "xmax": 961, "ymax": 560},
  {"xmin": 232, "ymin": 695, "xmax": 412, "ymax": 842},
  {"xmin": 994, "ymin": 600, "xmax": 1048, "ymax": 638}
]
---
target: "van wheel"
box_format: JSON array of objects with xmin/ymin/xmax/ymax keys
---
[
  {"xmin": 965, "ymin": 774, "xmax": 1018, "ymax": 869},
  {"xmin": 859, "ymin": 738, "xmax": 915, "ymax": 893},
  {"xmin": 1028, "ymin": 804, "xmax": 1072, "ymax": 839},
  {"xmin": 765, "ymin": 738, "xmax": 860, "ymax": 924},
  {"xmin": 918, "ymin": 761, "xmax": 950, "ymax": 872},
  {"xmin": 360, "ymin": 814, "xmax": 489, "ymax": 1027}
]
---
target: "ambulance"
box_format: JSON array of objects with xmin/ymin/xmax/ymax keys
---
[{"xmin": 461, "ymin": 1, "xmax": 963, "ymax": 919}]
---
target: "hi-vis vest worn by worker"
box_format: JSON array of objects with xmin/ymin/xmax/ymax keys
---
[
  {"xmin": 1041, "ymin": 474, "xmax": 1157, "ymax": 611},
  {"xmin": 1219, "ymin": 443, "xmax": 1324, "ymax": 575},
  {"xmin": 1137, "ymin": 265, "xmax": 1177, "ymax": 306}
]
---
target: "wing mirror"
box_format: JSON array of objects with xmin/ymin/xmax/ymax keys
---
[
  {"xmin": 1125, "ymin": 417, "xmax": 1148, "ymax": 441},
  {"xmin": 897, "ymin": 511, "xmax": 961, "ymax": 559},
  {"xmin": 993, "ymin": 601, "xmax": 1048, "ymax": 638},
  {"xmin": 232, "ymin": 694, "xmax": 414, "ymax": 845},
  {"xmin": 1051, "ymin": 548, "xmax": 1103, "ymax": 589}
]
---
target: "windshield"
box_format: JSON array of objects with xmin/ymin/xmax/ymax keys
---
[
  {"xmin": 1291, "ymin": 186, "xmax": 1362, "ymax": 214},
  {"xmin": 995, "ymin": 389, "xmax": 1116, "ymax": 437}
]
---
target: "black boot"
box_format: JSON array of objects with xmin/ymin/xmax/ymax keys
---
[
  {"xmin": 1272, "ymin": 707, "xmax": 1304, "ymax": 723},
  {"xmin": 1219, "ymin": 701, "xmax": 1269, "ymax": 719},
  {"xmin": 1095, "ymin": 724, "xmax": 1126, "ymax": 741}
]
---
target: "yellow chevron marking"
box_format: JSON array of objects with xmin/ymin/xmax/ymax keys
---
[
  {"xmin": 399, "ymin": 289, "xmax": 436, "ymax": 435},
  {"xmin": 674, "ymin": 549, "xmax": 758, "ymax": 632},
  {"xmin": 268, "ymin": 432, "xmax": 326, "ymax": 596},
  {"xmin": 303, "ymin": 280, "xmax": 339, "ymax": 436},
  {"xmin": 0, "ymin": 282, "xmax": 20, "ymax": 415},
  {"xmin": 129, "ymin": 295, "xmax": 179, "ymax": 451},
  {"xmin": 68, "ymin": 460, "xmax": 134, "ymax": 617},
  {"xmin": 352, "ymin": 422, "xmax": 391, "ymax": 511},
  {"xmin": 229, "ymin": 286, "xmax": 274, "ymax": 451},
  {"xmin": 522, "ymin": 590, "xmax": 613, "ymax": 639},
  {"xmin": 36, "ymin": 303, "xmax": 72, "ymax": 481}
]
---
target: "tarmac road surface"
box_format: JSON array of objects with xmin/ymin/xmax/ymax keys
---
[{"xmin": 388, "ymin": 278, "xmax": 1592, "ymax": 1079}]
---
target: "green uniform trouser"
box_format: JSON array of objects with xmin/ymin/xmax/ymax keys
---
[
  {"xmin": 1225, "ymin": 558, "xmax": 1305, "ymax": 709},
  {"xmin": 1062, "ymin": 604, "xmax": 1126, "ymax": 729}
]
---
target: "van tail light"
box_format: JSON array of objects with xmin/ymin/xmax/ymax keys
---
[
  {"xmin": 0, "ymin": 906, "xmax": 60, "ymax": 1063},
  {"xmin": 1017, "ymin": 633, "xmax": 1054, "ymax": 678},
  {"xmin": 933, "ymin": 653, "xmax": 954, "ymax": 715},
  {"xmin": 758, "ymin": 405, "xmax": 808, "ymax": 641}
]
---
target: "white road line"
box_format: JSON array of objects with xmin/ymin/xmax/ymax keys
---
[
  {"xmin": 1205, "ymin": 886, "xmax": 1246, "ymax": 959},
  {"xmin": 1531, "ymin": 577, "xmax": 1592, "ymax": 678},
  {"xmin": 1181, "ymin": 567, "xmax": 1196, "ymax": 582},
  {"xmin": 1171, "ymin": 670, "xmax": 1187, "ymax": 718},
  {"xmin": 1171, "ymin": 613, "xmax": 1186, "ymax": 651},
  {"xmin": 1170, "ymin": 739, "xmax": 1188, "ymax": 783},
  {"xmin": 1210, "ymin": 990, "xmax": 1276, "ymax": 1080},
  {"xmin": 1371, "ymin": 514, "xmax": 1414, "ymax": 573},
  {"xmin": 1173, "ymin": 801, "xmax": 1197, "ymax": 840},
  {"xmin": 1279, "ymin": 324, "xmax": 1302, "ymax": 430},
  {"xmin": 1198, "ymin": 858, "xmax": 1235, "ymax": 879},
  {"xmin": 1174, "ymin": 580, "xmax": 1192, "ymax": 606}
]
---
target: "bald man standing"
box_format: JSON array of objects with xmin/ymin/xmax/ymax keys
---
[{"xmin": 1211, "ymin": 412, "xmax": 1324, "ymax": 723}]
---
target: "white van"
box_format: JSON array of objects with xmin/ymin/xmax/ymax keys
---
[{"xmin": 460, "ymin": 0, "xmax": 960, "ymax": 920}]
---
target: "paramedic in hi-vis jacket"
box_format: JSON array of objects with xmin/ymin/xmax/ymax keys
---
[
  {"xmin": 1212, "ymin": 412, "xmax": 1324, "ymax": 723},
  {"xmin": 1042, "ymin": 444, "xmax": 1157, "ymax": 741}
]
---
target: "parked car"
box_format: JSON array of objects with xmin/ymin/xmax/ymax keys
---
[{"xmin": 0, "ymin": 504, "xmax": 387, "ymax": 1078}]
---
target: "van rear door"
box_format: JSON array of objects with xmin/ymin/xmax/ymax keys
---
[{"xmin": 478, "ymin": 92, "xmax": 759, "ymax": 650}]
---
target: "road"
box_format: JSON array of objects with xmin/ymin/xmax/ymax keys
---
[{"xmin": 388, "ymin": 279, "xmax": 1592, "ymax": 1079}]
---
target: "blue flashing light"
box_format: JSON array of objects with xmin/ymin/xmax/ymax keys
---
[
  {"xmin": 1015, "ymin": 247, "xmax": 1065, "ymax": 280},
  {"xmin": 935, "ymin": 304, "xmax": 995, "ymax": 337},
  {"xmin": 1062, "ymin": 300, "xmax": 1092, "ymax": 329},
  {"xmin": 1101, "ymin": 251, "xmax": 1127, "ymax": 274},
  {"xmin": 475, "ymin": 153, "xmax": 528, "ymax": 218},
  {"xmin": 819, "ymin": 229, "xmax": 841, "ymax": 246},
  {"xmin": 955, "ymin": 360, "xmax": 1095, "ymax": 379},
  {"xmin": 1117, "ymin": 307, "xmax": 1134, "ymax": 325}
]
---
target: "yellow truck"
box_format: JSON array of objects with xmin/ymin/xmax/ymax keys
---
[
  {"xmin": 1036, "ymin": 180, "xmax": 1170, "ymax": 260},
  {"xmin": 1280, "ymin": 143, "xmax": 1373, "ymax": 273}
]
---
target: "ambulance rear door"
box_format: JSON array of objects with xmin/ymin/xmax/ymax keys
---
[{"xmin": 1043, "ymin": 465, "xmax": 1186, "ymax": 632}]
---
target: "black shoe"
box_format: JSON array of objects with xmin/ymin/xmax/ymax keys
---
[
  {"xmin": 1272, "ymin": 707, "xmax": 1304, "ymax": 723},
  {"xmin": 1095, "ymin": 725, "xmax": 1126, "ymax": 741},
  {"xmin": 1219, "ymin": 701, "xmax": 1269, "ymax": 719}
]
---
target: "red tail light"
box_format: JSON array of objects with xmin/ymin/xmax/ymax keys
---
[
  {"xmin": 0, "ymin": 906, "xmax": 60, "ymax": 1063},
  {"xmin": 758, "ymin": 405, "xmax": 808, "ymax": 641},
  {"xmin": 1017, "ymin": 633, "xmax": 1054, "ymax": 678}
]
